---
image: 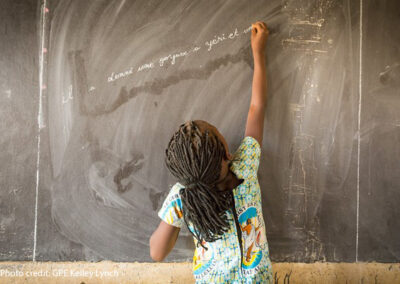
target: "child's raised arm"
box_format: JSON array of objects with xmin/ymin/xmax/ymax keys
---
[{"xmin": 245, "ymin": 21, "xmax": 269, "ymax": 147}]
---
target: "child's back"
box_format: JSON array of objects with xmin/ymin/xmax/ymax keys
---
[{"xmin": 158, "ymin": 135, "xmax": 273, "ymax": 283}]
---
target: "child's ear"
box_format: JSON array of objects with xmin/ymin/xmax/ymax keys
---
[{"xmin": 223, "ymin": 151, "xmax": 232, "ymax": 161}]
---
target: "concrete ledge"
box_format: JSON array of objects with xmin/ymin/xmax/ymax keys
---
[{"xmin": 0, "ymin": 261, "xmax": 399, "ymax": 283}]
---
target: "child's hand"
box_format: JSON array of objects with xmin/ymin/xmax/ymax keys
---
[{"xmin": 251, "ymin": 21, "xmax": 269, "ymax": 57}]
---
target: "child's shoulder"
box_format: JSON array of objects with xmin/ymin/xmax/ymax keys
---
[
  {"xmin": 233, "ymin": 135, "xmax": 261, "ymax": 161},
  {"xmin": 239, "ymin": 136, "xmax": 261, "ymax": 151},
  {"xmin": 158, "ymin": 182, "xmax": 185, "ymax": 227},
  {"xmin": 231, "ymin": 136, "xmax": 262, "ymax": 180},
  {"xmin": 163, "ymin": 182, "xmax": 184, "ymax": 198}
]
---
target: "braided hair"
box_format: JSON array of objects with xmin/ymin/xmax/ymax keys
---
[{"xmin": 164, "ymin": 120, "xmax": 235, "ymax": 250}]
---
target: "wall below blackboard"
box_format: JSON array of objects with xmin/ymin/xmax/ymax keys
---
[{"xmin": 1, "ymin": 262, "xmax": 399, "ymax": 283}]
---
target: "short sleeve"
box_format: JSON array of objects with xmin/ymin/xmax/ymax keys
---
[
  {"xmin": 157, "ymin": 183, "xmax": 184, "ymax": 228},
  {"xmin": 233, "ymin": 136, "xmax": 261, "ymax": 179}
]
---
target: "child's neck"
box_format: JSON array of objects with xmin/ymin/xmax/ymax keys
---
[{"xmin": 217, "ymin": 170, "xmax": 243, "ymax": 191}]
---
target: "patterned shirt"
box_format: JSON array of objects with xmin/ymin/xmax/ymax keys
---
[{"xmin": 158, "ymin": 136, "xmax": 273, "ymax": 283}]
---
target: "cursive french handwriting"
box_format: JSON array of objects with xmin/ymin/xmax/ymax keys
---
[
  {"xmin": 106, "ymin": 25, "xmax": 252, "ymax": 83},
  {"xmin": 205, "ymin": 27, "xmax": 240, "ymax": 51},
  {"xmin": 107, "ymin": 67, "xmax": 134, "ymax": 82},
  {"xmin": 159, "ymin": 46, "xmax": 201, "ymax": 66},
  {"xmin": 137, "ymin": 62, "xmax": 154, "ymax": 72}
]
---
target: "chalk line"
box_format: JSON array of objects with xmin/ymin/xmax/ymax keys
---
[
  {"xmin": 33, "ymin": 0, "xmax": 47, "ymax": 262},
  {"xmin": 356, "ymin": 0, "xmax": 363, "ymax": 263}
]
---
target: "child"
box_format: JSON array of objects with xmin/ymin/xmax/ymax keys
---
[{"xmin": 150, "ymin": 21, "xmax": 272, "ymax": 283}]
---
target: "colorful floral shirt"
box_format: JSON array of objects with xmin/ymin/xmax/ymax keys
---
[{"xmin": 158, "ymin": 136, "xmax": 273, "ymax": 283}]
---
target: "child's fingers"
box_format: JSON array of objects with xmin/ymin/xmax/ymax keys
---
[
  {"xmin": 255, "ymin": 21, "xmax": 265, "ymax": 28},
  {"xmin": 254, "ymin": 21, "xmax": 268, "ymax": 32},
  {"xmin": 252, "ymin": 22, "xmax": 268, "ymax": 33},
  {"xmin": 253, "ymin": 22, "xmax": 261, "ymax": 30}
]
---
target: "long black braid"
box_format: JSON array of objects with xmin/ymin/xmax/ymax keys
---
[{"xmin": 164, "ymin": 120, "xmax": 235, "ymax": 250}]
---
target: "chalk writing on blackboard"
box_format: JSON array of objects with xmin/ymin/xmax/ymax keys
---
[
  {"xmin": 108, "ymin": 67, "xmax": 134, "ymax": 83},
  {"xmin": 106, "ymin": 25, "xmax": 253, "ymax": 84},
  {"xmin": 205, "ymin": 28, "xmax": 240, "ymax": 51}
]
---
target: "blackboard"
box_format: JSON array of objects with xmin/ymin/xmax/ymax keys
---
[{"xmin": 1, "ymin": 0, "xmax": 399, "ymax": 263}]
